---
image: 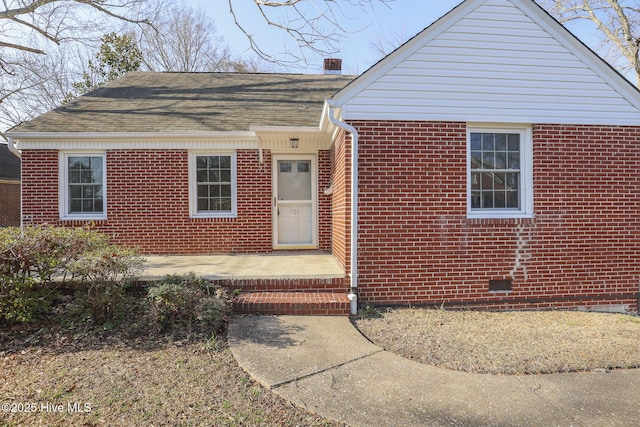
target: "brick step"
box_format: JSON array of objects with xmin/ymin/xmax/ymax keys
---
[
  {"xmin": 233, "ymin": 292, "xmax": 350, "ymax": 316},
  {"xmin": 217, "ymin": 277, "xmax": 347, "ymax": 293}
]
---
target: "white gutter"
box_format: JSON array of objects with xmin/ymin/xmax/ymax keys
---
[
  {"xmin": 6, "ymin": 131, "xmax": 256, "ymax": 141},
  {"xmin": 6, "ymin": 136, "xmax": 21, "ymax": 159},
  {"xmin": 326, "ymin": 100, "xmax": 359, "ymax": 316}
]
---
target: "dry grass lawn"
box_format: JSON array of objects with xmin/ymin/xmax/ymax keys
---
[
  {"xmin": 355, "ymin": 308, "xmax": 640, "ymax": 375},
  {"xmin": 0, "ymin": 320, "xmax": 342, "ymax": 427}
]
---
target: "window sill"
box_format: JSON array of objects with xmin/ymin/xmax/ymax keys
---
[
  {"xmin": 466, "ymin": 216, "xmax": 535, "ymax": 226},
  {"xmin": 190, "ymin": 213, "xmax": 237, "ymax": 219},
  {"xmin": 60, "ymin": 214, "xmax": 107, "ymax": 221}
]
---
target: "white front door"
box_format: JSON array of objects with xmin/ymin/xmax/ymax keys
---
[{"xmin": 273, "ymin": 155, "xmax": 317, "ymax": 249}]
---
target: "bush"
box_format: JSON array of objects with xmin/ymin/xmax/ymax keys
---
[
  {"xmin": 147, "ymin": 273, "xmax": 230, "ymax": 334},
  {"xmin": 0, "ymin": 225, "xmax": 144, "ymax": 323},
  {"xmin": 70, "ymin": 242, "xmax": 144, "ymax": 323}
]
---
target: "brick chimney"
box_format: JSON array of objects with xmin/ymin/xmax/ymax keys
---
[{"xmin": 323, "ymin": 58, "xmax": 342, "ymax": 75}]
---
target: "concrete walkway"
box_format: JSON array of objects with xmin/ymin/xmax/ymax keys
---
[
  {"xmin": 141, "ymin": 253, "xmax": 345, "ymax": 281},
  {"xmin": 229, "ymin": 315, "xmax": 640, "ymax": 427}
]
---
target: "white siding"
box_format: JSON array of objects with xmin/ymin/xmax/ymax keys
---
[{"xmin": 340, "ymin": 0, "xmax": 640, "ymax": 125}]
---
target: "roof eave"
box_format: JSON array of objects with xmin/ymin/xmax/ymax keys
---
[{"xmin": 7, "ymin": 131, "xmax": 257, "ymax": 142}]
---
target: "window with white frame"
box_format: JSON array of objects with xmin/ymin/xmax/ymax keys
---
[
  {"xmin": 189, "ymin": 152, "xmax": 237, "ymax": 218},
  {"xmin": 60, "ymin": 153, "xmax": 107, "ymax": 220},
  {"xmin": 468, "ymin": 128, "xmax": 533, "ymax": 218}
]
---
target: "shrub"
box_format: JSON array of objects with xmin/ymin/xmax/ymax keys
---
[
  {"xmin": 71, "ymin": 244, "xmax": 145, "ymax": 324},
  {"xmin": 147, "ymin": 273, "xmax": 230, "ymax": 334},
  {"xmin": 0, "ymin": 225, "xmax": 84, "ymax": 322},
  {"xmin": 0, "ymin": 225, "xmax": 145, "ymax": 323}
]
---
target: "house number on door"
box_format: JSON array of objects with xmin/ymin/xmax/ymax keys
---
[{"xmin": 291, "ymin": 208, "xmax": 300, "ymax": 215}]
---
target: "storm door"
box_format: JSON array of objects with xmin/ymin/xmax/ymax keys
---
[{"xmin": 273, "ymin": 155, "xmax": 317, "ymax": 249}]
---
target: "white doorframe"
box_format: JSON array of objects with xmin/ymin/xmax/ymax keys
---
[{"xmin": 272, "ymin": 154, "xmax": 318, "ymax": 250}]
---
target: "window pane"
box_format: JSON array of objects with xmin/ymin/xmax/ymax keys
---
[
  {"xmin": 198, "ymin": 198, "xmax": 209, "ymax": 211},
  {"xmin": 197, "ymin": 170, "xmax": 208, "ymax": 183},
  {"xmin": 470, "ymin": 133, "xmax": 481, "ymax": 151},
  {"xmin": 83, "ymin": 185, "xmax": 95, "ymax": 198},
  {"xmin": 70, "ymin": 199, "xmax": 82, "ymax": 212},
  {"xmin": 69, "ymin": 171, "xmax": 81, "ymax": 183},
  {"xmin": 69, "ymin": 157, "xmax": 90, "ymax": 170},
  {"xmin": 482, "ymin": 133, "xmax": 495, "ymax": 151},
  {"xmin": 70, "ymin": 186, "xmax": 82, "ymax": 198},
  {"xmin": 507, "ymin": 191, "xmax": 520, "ymax": 208},
  {"xmin": 82, "ymin": 199, "xmax": 94, "ymax": 212},
  {"xmin": 219, "ymin": 156, "xmax": 231, "ymax": 168},
  {"xmin": 479, "ymin": 172, "xmax": 491, "ymax": 191},
  {"xmin": 67, "ymin": 156, "xmax": 104, "ymax": 214},
  {"xmin": 196, "ymin": 157, "xmax": 208, "ymax": 169},
  {"xmin": 471, "ymin": 172, "xmax": 481, "ymax": 191},
  {"xmin": 470, "ymin": 132, "xmax": 523, "ymax": 212},
  {"xmin": 219, "ymin": 198, "xmax": 232, "ymax": 211},
  {"xmin": 194, "ymin": 155, "xmax": 234, "ymax": 214},
  {"xmin": 508, "ymin": 152, "xmax": 520, "ymax": 169},
  {"xmin": 482, "ymin": 152, "xmax": 495, "ymax": 169},
  {"xmin": 297, "ymin": 162, "xmax": 310, "ymax": 173},
  {"xmin": 482, "ymin": 191, "xmax": 494, "ymax": 208},
  {"xmin": 506, "ymin": 173, "xmax": 519, "ymax": 191},
  {"xmin": 508, "ymin": 134, "xmax": 520, "ymax": 151},
  {"xmin": 471, "ymin": 191, "xmax": 481, "ymax": 208},
  {"xmin": 208, "ymin": 156, "xmax": 219, "ymax": 169},
  {"xmin": 81, "ymin": 170, "xmax": 93, "ymax": 183},
  {"xmin": 280, "ymin": 162, "xmax": 292, "ymax": 173},
  {"xmin": 470, "ymin": 151, "xmax": 482, "ymax": 168}
]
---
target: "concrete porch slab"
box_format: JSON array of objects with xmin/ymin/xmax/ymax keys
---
[{"xmin": 140, "ymin": 253, "xmax": 345, "ymax": 281}]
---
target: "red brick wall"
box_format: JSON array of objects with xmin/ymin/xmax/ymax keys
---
[
  {"xmin": 22, "ymin": 150, "xmax": 58, "ymax": 224},
  {"xmin": 331, "ymin": 130, "xmax": 351, "ymax": 271},
  {"xmin": 21, "ymin": 148, "xmax": 332, "ymax": 254},
  {"xmin": 345, "ymin": 121, "xmax": 640, "ymax": 312},
  {"xmin": 318, "ymin": 149, "xmax": 332, "ymax": 250},
  {"xmin": 0, "ymin": 180, "xmax": 20, "ymax": 227}
]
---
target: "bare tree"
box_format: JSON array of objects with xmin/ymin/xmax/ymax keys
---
[
  {"xmin": 538, "ymin": 0, "xmax": 640, "ymax": 85},
  {"xmin": 138, "ymin": 4, "xmax": 241, "ymax": 72},
  {"xmin": 228, "ymin": 0, "xmax": 393, "ymax": 64},
  {"xmin": 1, "ymin": 0, "xmax": 150, "ymax": 61},
  {"xmin": 0, "ymin": 0, "xmax": 154, "ymax": 134},
  {"xmin": 0, "ymin": 47, "xmax": 78, "ymax": 132}
]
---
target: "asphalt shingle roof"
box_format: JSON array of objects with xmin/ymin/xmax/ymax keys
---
[
  {"xmin": 12, "ymin": 72, "xmax": 355, "ymax": 133},
  {"xmin": 0, "ymin": 144, "xmax": 20, "ymax": 180}
]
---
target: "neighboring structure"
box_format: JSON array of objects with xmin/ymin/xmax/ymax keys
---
[
  {"xmin": 8, "ymin": 0, "xmax": 640, "ymax": 312},
  {"xmin": 0, "ymin": 143, "xmax": 21, "ymax": 227}
]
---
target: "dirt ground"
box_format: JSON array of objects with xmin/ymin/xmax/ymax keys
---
[{"xmin": 355, "ymin": 308, "xmax": 640, "ymax": 375}]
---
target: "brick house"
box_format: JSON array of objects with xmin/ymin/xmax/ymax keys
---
[
  {"xmin": 0, "ymin": 143, "xmax": 21, "ymax": 227},
  {"xmin": 7, "ymin": 0, "xmax": 640, "ymax": 312}
]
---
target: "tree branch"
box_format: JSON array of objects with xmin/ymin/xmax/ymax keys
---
[
  {"xmin": 229, "ymin": 0, "xmax": 392, "ymax": 65},
  {"xmin": 0, "ymin": 40, "xmax": 45, "ymax": 54}
]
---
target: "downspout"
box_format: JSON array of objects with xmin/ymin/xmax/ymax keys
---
[
  {"xmin": 6, "ymin": 136, "xmax": 22, "ymax": 228},
  {"xmin": 326, "ymin": 100, "xmax": 359, "ymax": 316}
]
